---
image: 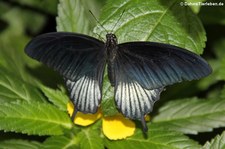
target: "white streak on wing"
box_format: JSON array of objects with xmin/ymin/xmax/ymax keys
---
[
  {"xmin": 79, "ymin": 77, "xmax": 89, "ymax": 109},
  {"xmin": 94, "ymin": 79, "xmax": 99, "ymax": 108},
  {"xmin": 125, "ymin": 81, "xmax": 130, "ymax": 116},
  {"xmin": 129, "ymin": 82, "xmax": 136, "ymax": 118},
  {"xmin": 134, "ymin": 82, "xmax": 143, "ymax": 118},
  {"xmin": 135, "ymin": 81, "xmax": 148, "ymax": 118},
  {"xmin": 138, "ymin": 82, "xmax": 151, "ymax": 111},
  {"xmin": 66, "ymin": 75, "xmax": 101, "ymax": 113},
  {"xmin": 81, "ymin": 76, "xmax": 89, "ymax": 111},
  {"xmin": 88, "ymin": 77, "xmax": 94, "ymax": 111},
  {"xmin": 76, "ymin": 76, "xmax": 86, "ymax": 109},
  {"xmin": 121, "ymin": 81, "xmax": 126, "ymax": 114},
  {"xmin": 115, "ymin": 80, "xmax": 162, "ymax": 120}
]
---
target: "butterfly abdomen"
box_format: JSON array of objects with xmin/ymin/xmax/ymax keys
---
[
  {"xmin": 107, "ymin": 62, "xmax": 115, "ymax": 86},
  {"xmin": 106, "ymin": 46, "xmax": 118, "ymax": 86}
]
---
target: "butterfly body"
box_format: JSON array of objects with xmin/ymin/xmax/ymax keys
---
[
  {"xmin": 106, "ymin": 33, "xmax": 118, "ymax": 86},
  {"xmin": 25, "ymin": 32, "xmax": 212, "ymax": 131}
]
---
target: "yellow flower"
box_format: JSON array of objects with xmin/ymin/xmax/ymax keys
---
[
  {"xmin": 102, "ymin": 114, "xmax": 135, "ymax": 140},
  {"xmin": 67, "ymin": 102, "xmax": 102, "ymax": 126},
  {"xmin": 67, "ymin": 101, "xmax": 136, "ymax": 140}
]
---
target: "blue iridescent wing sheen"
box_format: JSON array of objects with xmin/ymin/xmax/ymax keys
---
[
  {"xmin": 114, "ymin": 62, "xmax": 163, "ymax": 130},
  {"xmin": 25, "ymin": 32, "xmax": 106, "ymax": 114},
  {"xmin": 116, "ymin": 42, "xmax": 212, "ymax": 90},
  {"xmin": 114, "ymin": 41, "xmax": 211, "ymax": 130}
]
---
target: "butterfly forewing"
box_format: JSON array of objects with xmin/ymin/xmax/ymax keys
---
[
  {"xmin": 116, "ymin": 42, "xmax": 212, "ymax": 90},
  {"xmin": 25, "ymin": 32, "xmax": 106, "ymax": 114},
  {"xmin": 25, "ymin": 32, "xmax": 105, "ymax": 81}
]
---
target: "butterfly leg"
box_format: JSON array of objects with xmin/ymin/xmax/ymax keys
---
[{"xmin": 141, "ymin": 116, "xmax": 148, "ymax": 132}]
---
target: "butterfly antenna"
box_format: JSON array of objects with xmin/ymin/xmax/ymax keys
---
[
  {"xmin": 96, "ymin": 32, "xmax": 105, "ymax": 42},
  {"xmin": 89, "ymin": 10, "xmax": 108, "ymax": 34},
  {"xmin": 111, "ymin": 9, "xmax": 125, "ymax": 33}
]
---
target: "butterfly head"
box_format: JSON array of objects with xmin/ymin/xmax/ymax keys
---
[{"xmin": 106, "ymin": 33, "xmax": 118, "ymax": 48}]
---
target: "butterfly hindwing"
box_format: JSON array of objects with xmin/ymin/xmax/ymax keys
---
[
  {"xmin": 25, "ymin": 32, "xmax": 106, "ymax": 114},
  {"xmin": 114, "ymin": 66, "xmax": 163, "ymax": 120},
  {"xmin": 116, "ymin": 42, "xmax": 212, "ymax": 90},
  {"xmin": 65, "ymin": 70, "xmax": 103, "ymax": 114},
  {"xmin": 114, "ymin": 62, "xmax": 163, "ymax": 131}
]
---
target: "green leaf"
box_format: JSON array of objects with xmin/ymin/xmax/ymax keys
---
[
  {"xmin": 0, "ymin": 6, "xmax": 45, "ymax": 35},
  {"xmin": 101, "ymin": 69, "xmax": 118, "ymax": 116},
  {"xmin": 213, "ymin": 39, "xmax": 225, "ymax": 81},
  {"xmin": 0, "ymin": 67, "xmax": 46, "ymax": 103},
  {"xmin": 40, "ymin": 85, "xmax": 69, "ymax": 111},
  {"xmin": 43, "ymin": 135, "xmax": 79, "ymax": 149},
  {"xmin": 153, "ymin": 97, "xmax": 225, "ymax": 134},
  {"xmin": 203, "ymin": 131, "xmax": 225, "ymax": 149},
  {"xmin": 0, "ymin": 139, "xmax": 41, "ymax": 149},
  {"xmin": 0, "ymin": 2, "xmax": 57, "ymax": 85},
  {"xmin": 104, "ymin": 124, "xmax": 201, "ymax": 149},
  {"xmin": 0, "ymin": 33, "xmax": 42, "ymax": 85},
  {"xmin": 219, "ymin": 86, "xmax": 225, "ymax": 101},
  {"xmin": 184, "ymin": 0, "xmax": 206, "ymax": 13},
  {"xmin": 0, "ymin": 101, "xmax": 72, "ymax": 135},
  {"xmin": 0, "ymin": 3, "xmax": 50, "ymax": 85},
  {"xmin": 197, "ymin": 38, "xmax": 225, "ymax": 89},
  {"xmin": 77, "ymin": 128, "xmax": 104, "ymax": 149},
  {"xmin": 95, "ymin": 0, "xmax": 206, "ymax": 54},
  {"xmin": 57, "ymin": 0, "xmax": 99, "ymax": 34},
  {"xmin": 44, "ymin": 124, "xmax": 103, "ymax": 149}
]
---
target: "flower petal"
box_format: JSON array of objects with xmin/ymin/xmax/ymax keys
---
[
  {"xmin": 102, "ymin": 114, "xmax": 135, "ymax": 140},
  {"xmin": 67, "ymin": 102, "xmax": 102, "ymax": 126}
]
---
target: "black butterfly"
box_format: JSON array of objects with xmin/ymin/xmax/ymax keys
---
[{"xmin": 25, "ymin": 32, "xmax": 212, "ymax": 131}]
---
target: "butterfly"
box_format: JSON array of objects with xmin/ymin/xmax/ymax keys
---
[{"xmin": 25, "ymin": 31, "xmax": 212, "ymax": 131}]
